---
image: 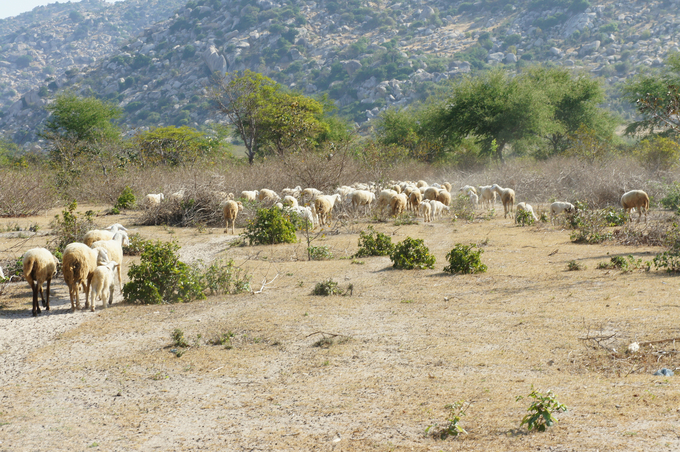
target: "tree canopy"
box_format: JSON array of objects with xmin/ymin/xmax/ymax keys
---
[{"xmin": 42, "ymin": 92, "xmax": 121, "ymax": 144}]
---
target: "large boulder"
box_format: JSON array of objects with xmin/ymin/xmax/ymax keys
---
[
  {"xmin": 342, "ymin": 60, "xmax": 362, "ymax": 76},
  {"xmin": 203, "ymin": 45, "xmax": 227, "ymax": 73},
  {"xmin": 579, "ymin": 40, "xmax": 601, "ymax": 56}
]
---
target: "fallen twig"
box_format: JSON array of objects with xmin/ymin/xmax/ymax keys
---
[
  {"xmin": 253, "ymin": 273, "xmax": 279, "ymax": 294},
  {"xmin": 637, "ymin": 337, "xmax": 680, "ymax": 347},
  {"xmin": 305, "ymin": 331, "xmax": 351, "ymax": 339}
]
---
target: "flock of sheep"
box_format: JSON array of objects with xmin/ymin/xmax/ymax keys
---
[{"xmin": 12, "ymin": 178, "xmax": 650, "ymax": 317}]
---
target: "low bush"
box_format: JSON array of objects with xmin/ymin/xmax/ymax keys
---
[
  {"xmin": 390, "ymin": 237, "xmax": 435, "ymax": 270},
  {"xmin": 308, "ymin": 245, "xmax": 333, "ymax": 260},
  {"xmin": 49, "ymin": 201, "xmax": 96, "ymax": 253},
  {"xmin": 569, "ymin": 208, "xmax": 612, "ymax": 244},
  {"xmin": 114, "ymin": 185, "xmax": 136, "ymax": 210},
  {"xmin": 138, "ymin": 186, "xmax": 225, "ymax": 227},
  {"xmin": 200, "ymin": 259, "xmax": 251, "ymax": 295},
  {"xmin": 450, "ymin": 194, "xmax": 475, "ymax": 222},
  {"xmin": 515, "ymin": 209, "xmax": 535, "ymax": 226},
  {"xmin": 354, "ymin": 226, "xmax": 394, "ymax": 257},
  {"xmin": 443, "ymin": 243, "xmax": 487, "ymax": 274},
  {"xmin": 516, "ymin": 386, "xmax": 568, "ymax": 432},
  {"xmin": 122, "ymin": 232, "xmax": 146, "ymax": 256},
  {"xmin": 597, "ymin": 255, "xmax": 643, "ymax": 272},
  {"xmin": 123, "ymin": 240, "xmax": 205, "ymax": 304},
  {"xmin": 242, "ymin": 207, "xmax": 297, "ymax": 245},
  {"xmin": 312, "ymin": 278, "xmax": 341, "ymax": 295},
  {"xmin": 653, "ymin": 250, "xmax": 680, "ymax": 273},
  {"xmin": 660, "ymin": 182, "xmax": 680, "ymax": 212},
  {"xmin": 566, "ymin": 260, "xmax": 585, "ymax": 271}
]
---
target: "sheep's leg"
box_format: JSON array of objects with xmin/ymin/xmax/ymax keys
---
[
  {"xmin": 45, "ymin": 278, "xmax": 51, "ymax": 311},
  {"xmin": 30, "ymin": 278, "xmax": 40, "ymax": 317}
]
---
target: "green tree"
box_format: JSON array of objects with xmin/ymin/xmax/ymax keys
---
[
  {"xmin": 622, "ymin": 53, "xmax": 680, "ymax": 137},
  {"xmin": 432, "ymin": 69, "xmax": 554, "ymax": 162},
  {"xmin": 374, "ymin": 104, "xmax": 447, "ymax": 162},
  {"xmin": 130, "ymin": 126, "xmax": 227, "ymax": 167}
]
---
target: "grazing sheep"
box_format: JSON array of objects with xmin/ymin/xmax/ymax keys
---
[
  {"xmin": 491, "ymin": 184, "xmax": 515, "ymax": 219},
  {"xmin": 376, "ymin": 189, "xmax": 398, "ymax": 216},
  {"xmin": 478, "ymin": 185, "xmax": 496, "ymax": 210},
  {"xmin": 423, "ymin": 186, "xmax": 440, "ymax": 201},
  {"xmin": 169, "ymin": 189, "xmax": 185, "ymax": 202},
  {"xmin": 515, "ymin": 202, "xmax": 538, "ymax": 223},
  {"xmin": 282, "ymin": 195, "xmax": 299, "ymax": 208},
  {"xmin": 460, "ymin": 185, "xmax": 477, "ymax": 195},
  {"xmin": 436, "ymin": 189, "xmax": 451, "ymax": 206},
  {"xmin": 416, "ymin": 180, "xmax": 428, "ymax": 188},
  {"xmin": 257, "ymin": 188, "xmax": 281, "ymax": 206},
  {"xmin": 288, "ymin": 205, "xmax": 316, "ymax": 227},
  {"xmin": 241, "ymin": 190, "xmax": 259, "ymax": 202},
  {"xmin": 408, "ymin": 190, "xmax": 423, "ymax": 212},
  {"xmin": 442, "ymin": 182, "xmax": 452, "ymax": 192},
  {"xmin": 222, "ymin": 200, "xmax": 244, "ymax": 234},
  {"xmin": 83, "ymin": 223, "xmax": 128, "ymax": 247},
  {"xmin": 621, "ymin": 190, "xmax": 650, "ymax": 223},
  {"xmin": 314, "ymin": 196, "xmax": 334, "ymax": 226},
  {"xmin": 390, "ymin": 193, "xmax": 408, "ymax": 217},
  {"xmin": 390, "ymin": 184, "xmax": 402, "ymax": 194},
  {"xmin": 91, "ymin": 231, "xmax": 129, "ymax": 292},
  {"xmin": 350, "ymin": 190, "xmax": 376, "ymax": 215},
  {"xmin": 22, "ymin": 248, "xmax": 59, "ymax": 317},
  {"xmin": 143, "ymin": 193, "xmax": 165, "ymax": 208},
  {"xmin": 429, "ymin": 200, "xmax": 450, "ymax": 219},
  {"xmin": 282, "ymin": 186, "xmax": 302, "ymax": 199},
  {"xmin": 63, "ymin": 244, "xmax": 109, "ymax": 311},
  {"xmin": 550, "ymin": 202, "xmax": 575, "ymax": 224},
  {"xmin": 469, "ymin": 192, "xmax": 479, "ymax": 208},
  {"xmin": 418, "ymin": 201, "xmax": 432, "ymax": 222},
  {"xmin": 88, "ymin": 259, "xmax": 119, "ymax": 311},
  {"xmin": 301, "ymin": 187, "xmax": 323, "ymax": 204}
]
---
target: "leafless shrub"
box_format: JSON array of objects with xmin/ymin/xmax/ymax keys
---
[
  {"xmin": 280, "ymin": 140, "xmax": 361, "ymax": 192},
  {"xmin": 0, "ymin": 168, "xmax": 57, "ymax": 216},
  {"xmin": 137, "ymin": 185, "xmax": 226, "ymax": 227}
]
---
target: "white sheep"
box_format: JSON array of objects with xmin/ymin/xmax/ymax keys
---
[
  {"xmin": 478, "ymin": 185, "xmax": 496, "ymax": 210},
  {"xmin": 423, "ymin": 186, "xmax": 440, "ymax": 201},
  {"xmin": 416, "ymin": 180, "xmax": 428, "ymax": 188},
  {"xmin": 288, "ymin": 205, "xmax": 316, "ymax": 227},
  {"xmin": 621, "ymin": 190, "xmax": 649, "ymax": 223},
  {"xmin": 376, "ymin": 189, "xmax": 398, "ymax": 216},
  {"xmin": 143, "ymin": 193, "xmax": 165, "ymax": 208},
  {"xmin": 22, "ymin": 248, "xmax": 59, "ymax": 317},
  {"xmin": 83, "ymin": 223, "xmax": 128, "ymax": 247},
  {"xmin": 281, "ymin": 186, "xmax": 302, "ymax": 198},
  {"xmin": 491, "ymin": 184, "xmax": 515, "ymax": 219},
  {"xmin": 91, "ymin": 231, "xmax": 129, "ymax": 292},
  {"xmin": 301, "ymin": 187, "xmax": 323, "ymax": 204},
  {"xmin": 314, "ymin": 196, "xmax": 334, "ymax": 227},
  {"xmin": 550, "ymin": 202, "xmax": 575, "ymax": 225},
  {"xmin": 88, "ymin": 259, "xmax": 119, "ymax": 311},
  {"xmin": 350, "ymin": 190, "xmax": 376, "ymax": 215},
  {"xmin": 390, "ymin": 193, "xmax": 408, "ymax": 217},
  {"xmin": 257, "ymin": 188, "xmax": 281, "ymax": 206},
  {"xmin": 429, "ymin": 200, "xmax": 450, "ymax": 219},
  {"xmin": 169, "ymin": 189, "xmax": 185, "ymax": 202},
  {"xmin": 240, "ymin": 190, "xmax": 259, "ymax": 202},
  {"xmin": 469, "ymin": 192, "xmax": 479, "ymax": 208},
  {"xmin": 63, "ymin": 244, "xmax": 109, "ymax": 311},
  {"xmin": 282, "ymin": 195, "xmax": 299, "ymax": 208},
  {"xmin": 222, "ymin": 200, "xmax": 244, "ymax": 234},
  {"xmin": 515, "ymin": 202, "xmax": 538, "ymax": 223},
  {"xmin": 460, "ymin": 185, "xmax": 477, "ymax": 195},
  {"xmin": 418, "ymin": 201, "xmax": 432, "ymax": 222},
  {"xmin": 442, "ymin": 182, "xmax": 452, "ymax": 192}
]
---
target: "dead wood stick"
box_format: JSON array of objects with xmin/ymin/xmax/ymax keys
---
[
  {"xmin": 578, "ymin": 334, "xmax": 616, "ymax": 341},
  {"xmin": 253, "ymin": 273, "xmax": 278, "ymax": 294},
  {"xmin": 637, "ymin": 337, "xmax": 680, "ymax": 346},
  {"xmin": 305, "ymin": 331, "xmax": 351, "ymax": 339}
]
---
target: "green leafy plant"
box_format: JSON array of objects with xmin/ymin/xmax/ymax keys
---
[
  {"xmin": 123, "ymin": 240, "xmax": 206, "ymax": 304},
  {"xmin": 515, "ymin": 209, "xmax": 535, "ymax": 226},
  {"xmin": 653, "ymin": 250, "xmax": 680, "ymax": 273},
  {"xmin": 49, "ymin": 201, "xmax": 96, "ymax": 253},
  {"xmin": 661, "ymin": 183, "xmax": 680, "ymax": 211},
  {"xmin": 172, "ymin": 328, "xmax": 190, "ymax": 348},
  {"xmin": 516, "ymin": 386, "xmax": 568, "ymax": 432},
  {"xmin": 115, "ymin": 185, "xmax": 136, "ymax": 210},
  {"xmin": 597, "ymin": 255, "xmax": 643, "ymax": 271},
  {"xmin": 200, "ymin": 259, "xmax": 251, "ymax": 295},
  {"xmin": 394, "ymin": 212, "xmax": 418, "ymax": 225},
  {"xmin": 451, "ymin": 194, "xmax": 475, "ymax": 222},
  {"xmin": 390, "ymin": 237, "xmax": 435, "ymax": 270},
  {"xmin": 122, "ymin": 232, "xmax": 146, "ymax": 256},
  {"xmin": 443, "ymin": 244, "xmax": 487, "ymax": 274},
  {"xmin": 308, "ymin": 245, "xmax": 333, "ymax": 260},
  {"xmin": 354, "ymin": 226, "xmax": 395, "ymax": 257},
  {"xmin": 425, "ymin": 401, "xmax": 469, "ymax": 440},
  {"xmin": 242, "ymin": 207, "xmax": 297, "ymax": 245},
  {"xmin": 312, "ymin": 278, "xmax": 341, "ymax": 296},
  {"xmin": 602, "ymin": 207, "xmax": 627, "ymax": 226},
  {"xmin": 566, "ymin": 260, "xmax": 585, "ymax": 271},
  {"xmin": 569, "ymin": 207, "xmax": 612, "ymax": 244}
]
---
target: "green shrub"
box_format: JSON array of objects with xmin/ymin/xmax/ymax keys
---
[
  {"xmin": 602, "ymin": 207, "xmax": 627, "ymax": 226},
  {"xmin": 115, "ymin": 186, "xmax": 136, "ymax": 210},
  {"xmin": 308, "ymin": 245, "xmax": 333, "ymax": 260},
  {"xmin": 443, "ymin": 243, "xmax": 487, "ymax": 274},
  {"xmin": 354, "ymin": 226, "xmax": 394, "ymax": 257},
  {"xmin": 661, "ymin": 183, "xmax": 680, "ymax": 211},
  {"xmin": 242, "ymin": 207, "xmax": 297, "ymax": 245},
  {"xmin": 515, "ymin": 209, "xmax": 535, "ymax": 226},
  {"xmin": 390, "ymin": 237, "xmax": 435, "ymax": 270},
  {"xmin": 123, "ymin": 240, "xmax": 205, "ymax": 304},
  {"xmin": 200, "ymin": 259, "xmax": 251, "ymax": 295},
  {"xmin": 597, "ymin": 255, "xmax": 643, "ymax": 271},
  {"xmin": 312, "ymin": 278, "xmax": 341, "ymax": 296},
  {"xmin": 653, "ymin": 250, "xmax": 680, "ymax": 273},
  {"xmin": 49, "ymin": 201, "xmax": 96, "ymax": 253},
  {"xmin": 451, "ymin": 194, "xmax": 475, "ymax": 222},
  {"xmin": 425, "ymin": 401, "xmax": 468, "ymax": 440},
  {"xmin": 566, "ymin": 260, "xmax": 585, "ymax": 271},
  {"xmin": 122, "ymin": 232, "xmax": 146, "ymax": 256},
  {"xmin": 172, "ymin": 328, "xmax": 190, "ymax": 348},
  {"xmin": 516, "ymin": 386, "xmax": 567, "ymax": 432},
  {"xmin": 569, "ymin": 207, "xmax": 612, "ymax": 244}
]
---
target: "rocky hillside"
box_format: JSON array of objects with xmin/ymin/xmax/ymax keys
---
[{"xmin": 2, "ymin": 0, "xmax": 680, "ymax": 145}]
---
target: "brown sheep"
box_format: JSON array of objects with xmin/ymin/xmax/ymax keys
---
[
  {"xmin": 22, "ymin": 248, "xmax": 59, "ymax": 317},
  {"xmin": 491, "ymin": 184, "xmax": 516, "ymax": 219},
  {"xmin": 436, "ymin": 189, "xmax": 451, "ymax": 206},
  {"xmin": 621, "ymin": 190, "xmax": 649, "ymax": 223},
  {"xmin": 390, "ymin": 193, "xmax": 408, "ymax": 217},
  {"xmin": 223, "ymin": 200, "xmax": 244, "ymax": 234}
]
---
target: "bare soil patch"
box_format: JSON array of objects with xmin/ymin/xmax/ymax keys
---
[{"xmin": 1, "ymin": 207, "xmax": 680, "ymax": 451}]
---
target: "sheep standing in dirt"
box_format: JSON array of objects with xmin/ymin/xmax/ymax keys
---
[
  {"xmin": 282, "ymin": 195, "xmax": 299, "ymax": 208},
  {"xmin": 436, "ymin": 189, "xmax": 451, "ymax": 206},
  {"xmin": 351, "ymin": 190, "xmax": 375, "ymax": 215},
  {"xmin": 169, "ymin": 189, "xmax": 185, "ymax": 202},
  {"xmin": 621, "ymin": 190, "xmax": 649, "ymax": 223},
  {"xmin": 469, "ymin": 191, "xmax": 479, "ymax": 209},
  {"xmin": 22, "ymin": 248, "xmax": 59, "ymax": 317},
  {"xmin": 222, "ymin": 200, "xmax": 244, "ymax": 234},
  {"xmin": 419, "ymin": 201, "xmax": 432, "ymax": 222},
  {"xmin": 491, "ymin": 184, "xmax": 515, "ymax": 218},
  {"xmin": 376, "ymin": 189, "xmax": 398, "ymax": 216},
  {"xmin": 515, "ymin": 202, "xmax": 539, "ymax": 223},
  {"xmin": 314, "ymin": 196, "xmax": 333, "ymax": 226},
  {"xmin": 63, "ymin": 244, "xmax": 109, "ymax": 311},
  {"xmin": 89, "ymin": 259, "xmax": 119, "ymax": 311},
  {"xmin": 390, "ymin": 193, "xmax": 408, "ymax": 217},
  {"xmin": 408, "ymin": 190, "xmax": 423, "ymax": 212},
  {"xmin": 550, "ymin": 202, "xmax": 575, "ymax": 225},
  {"xmin": 301, "ymin": 188, "xmax": 323, "ymax": 204},
  {"xmin": 478, "ymin": 185, "xmax": 496, "ymax": 209},
  {"xmin": 423, "ymin": 186, "xmax": 439, "ymax": 201},
  {"xmin": 257, "ymin": 188, "xmax": 281, "ymax": 206},
  {"xmin": 429, "ymin": 200, "xmax": 450, "ymax": 219},
  {"xmin": 91, "ymin": 231, "xmax": 129, "ymax": 292},
  {"xmin": 83, "ymin": 223, "xmax": 128, "ymax": 247}
]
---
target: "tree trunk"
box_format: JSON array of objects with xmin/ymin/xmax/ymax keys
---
[{"xmin": 496, "ymin": 141, "xmax": 506, "ymax": 163}]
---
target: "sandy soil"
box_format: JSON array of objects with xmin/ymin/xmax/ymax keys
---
[{"xmin": 1, "ymin": 206, "xmax": 679, "ymax": 451}]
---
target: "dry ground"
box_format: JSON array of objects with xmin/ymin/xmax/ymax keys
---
[{"xmin": 1, "ymin": 205, "xmax": 680, "ymax": 451}]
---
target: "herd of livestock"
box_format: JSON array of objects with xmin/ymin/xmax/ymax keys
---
[{"xmin": 10, "ymin": 178, "xmax": 650, "ymax": 317}]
